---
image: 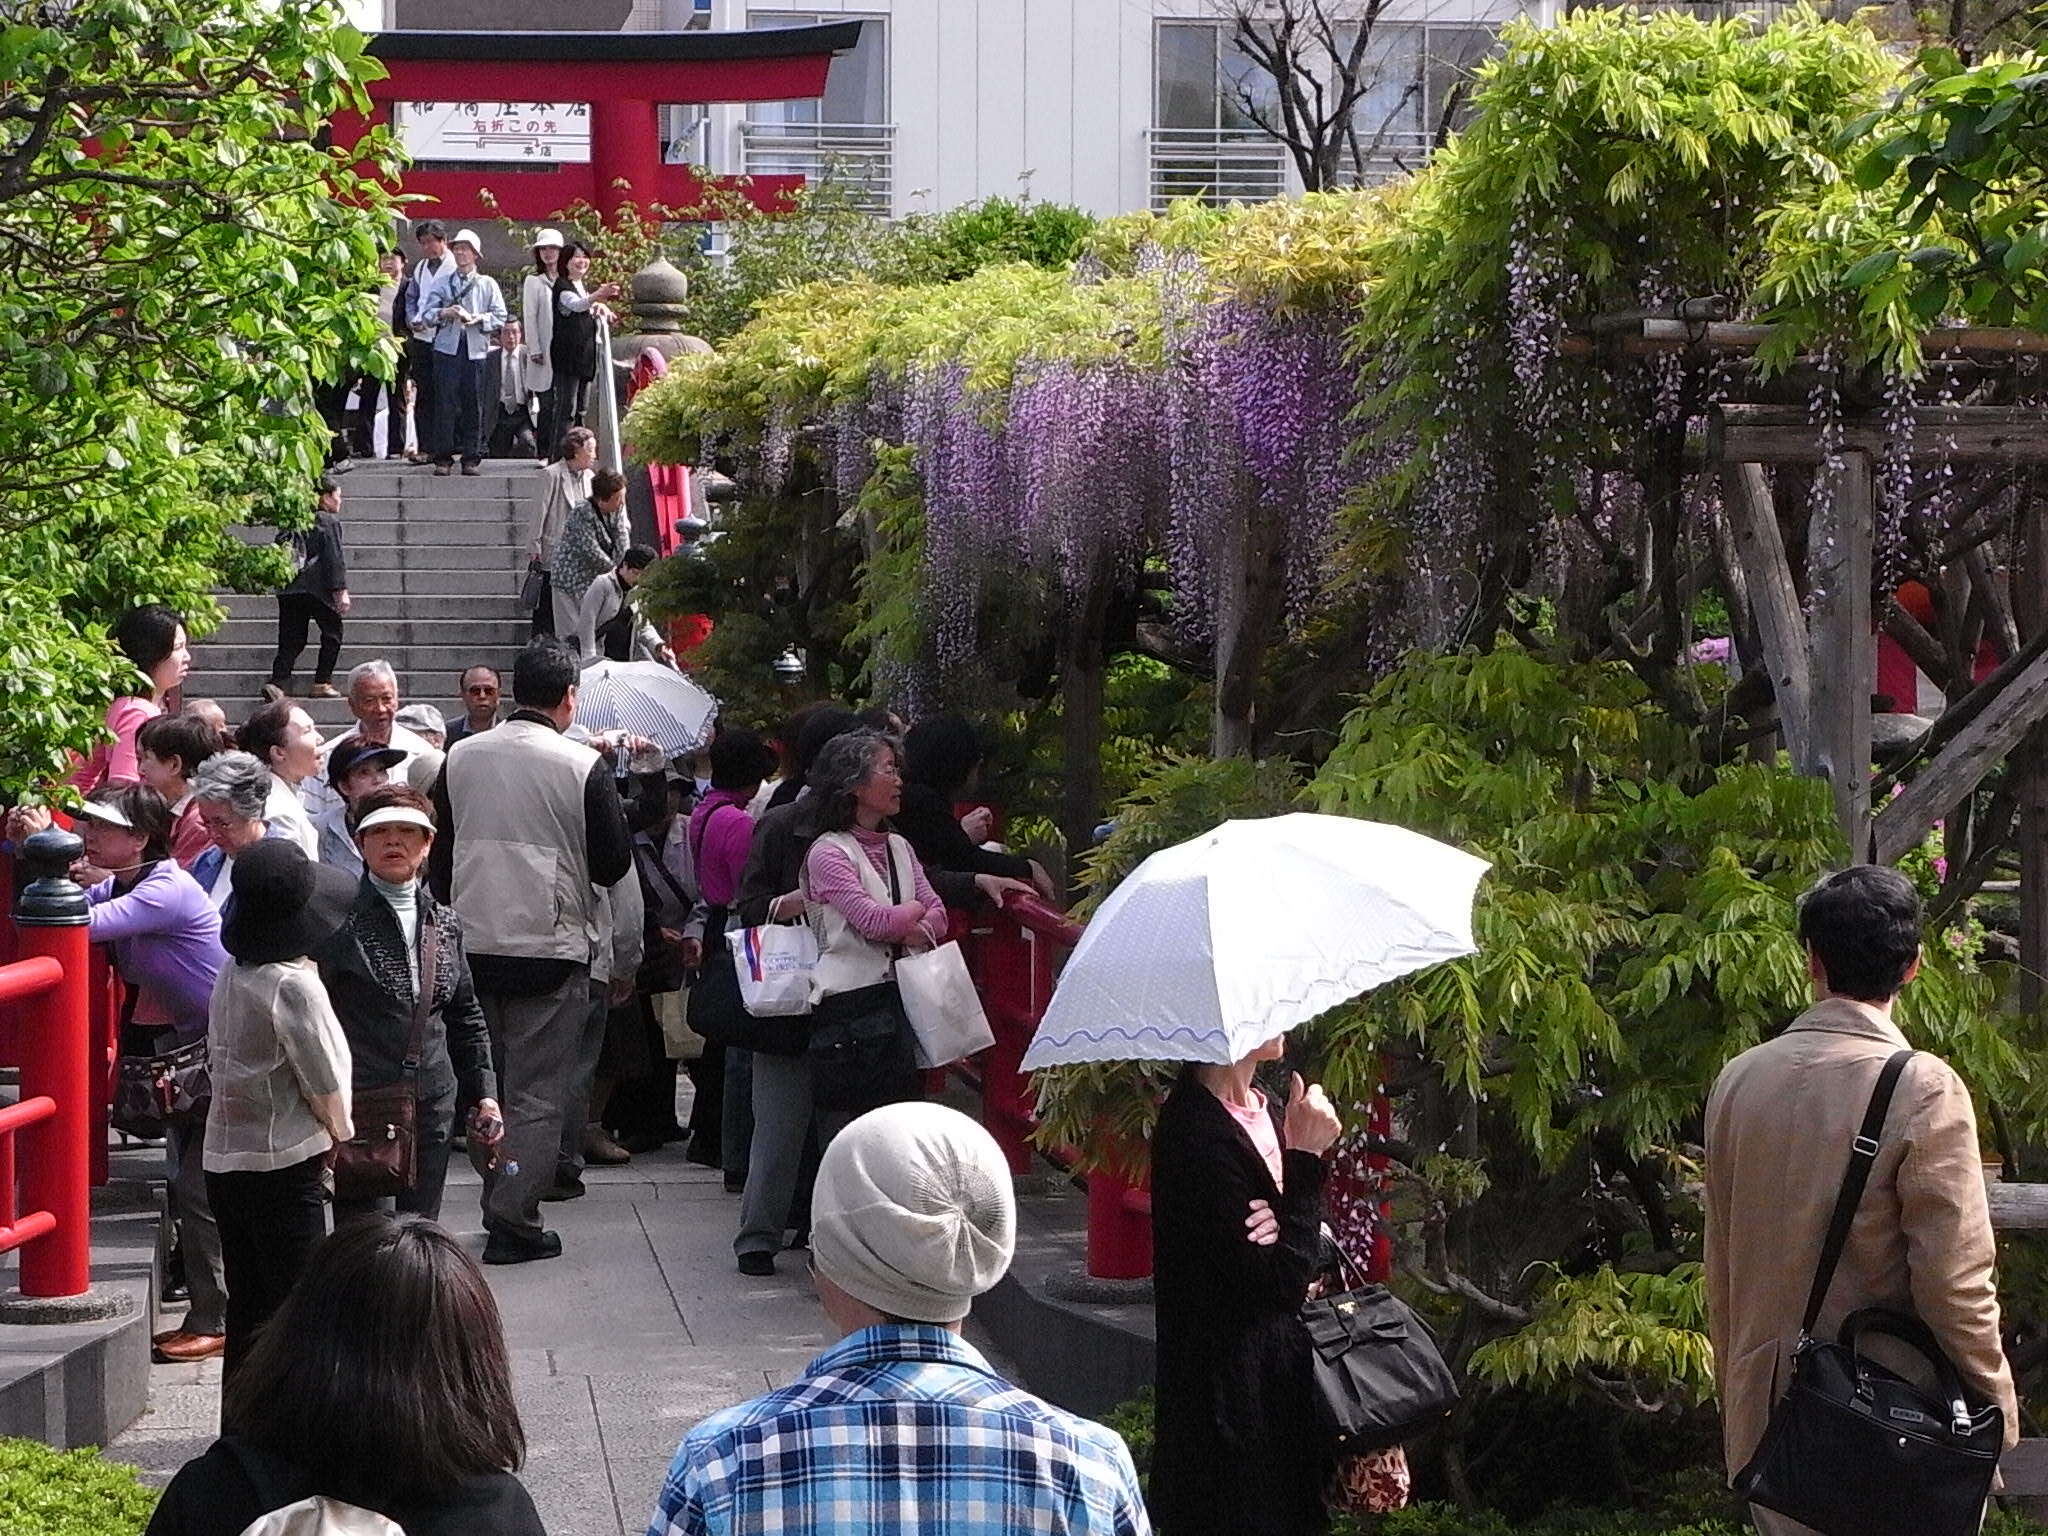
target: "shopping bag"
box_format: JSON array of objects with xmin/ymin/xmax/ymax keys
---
[
  {"xmin": 895, "ymin": 940, "xmax": 994, "ymax": 1068},
  {"xmin": 654, "ymin": 988, "xmax": 704, "ymax": 1061},
  {"xmin": 726, "ymin": 922, "xmax": 818, "ymax": 1018}
]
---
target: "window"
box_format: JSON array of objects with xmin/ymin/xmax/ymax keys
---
[
  {"xmin": 1155, "ymin": 20, "xmax": 1278, "ymax": 133},
  {"xmin": 1344, "ymin": 22, "xmax": 1499, "ymax": 169},
  {"xmin": 747, "ymin": 13, "xmax": 888, "ymax": 125}
]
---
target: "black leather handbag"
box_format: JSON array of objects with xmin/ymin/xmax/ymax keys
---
[
  {"xmin": 1735, "ymin": 1050, "xmax": 2004, "ymax": 1536},
  {"xmin": 1300, "ymin": 1236, "xmax": 1459, "ymax": 1452}
]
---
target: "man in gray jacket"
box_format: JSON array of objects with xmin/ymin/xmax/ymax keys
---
[{"xmin": 429, "ymin": 640, "xmax": 631, "ymax": 1264}]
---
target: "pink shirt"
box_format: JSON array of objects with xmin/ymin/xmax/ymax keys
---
[
  {"xmin": 70, "ymin": 695, "xmax": 160, "ymax": 792},
  {"xmin": 1221, "ymin": 1088, "xmax": 1285, "ymax": 1191},
  {"xmin": 804, "ymin": 825, "xmax": 946, "ymax": 948}
]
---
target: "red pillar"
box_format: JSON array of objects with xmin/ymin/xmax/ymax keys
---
[
  {"xmin": 15, "ymin": 829, "xmax": 92, "ymax": 1299},
  {"xmin": 588, "ymin": 97, "xmax": 663, "ymax": 230}
]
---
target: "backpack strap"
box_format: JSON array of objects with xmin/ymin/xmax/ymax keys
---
[{"xmin": 1799, "ymin": 1049, "xmax": 1914, "ymax": 1338}]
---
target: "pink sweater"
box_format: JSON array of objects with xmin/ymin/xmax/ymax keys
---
[
  {"xmin": 70, "ymin": 696, "xmax": 160, "ymax": 792},
  {"xmin": 804, "ymin": 825, "xmax": 946, "ymax": 948}
]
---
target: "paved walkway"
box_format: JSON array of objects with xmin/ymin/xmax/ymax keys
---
[{"xmin": 111, "ymin": 1138, "xmax": 835, "ymax": 1536}]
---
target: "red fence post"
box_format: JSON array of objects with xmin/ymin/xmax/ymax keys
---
[{"xmin": 13, "ymin": 828, "xmax": 92, "ymax": 1299}]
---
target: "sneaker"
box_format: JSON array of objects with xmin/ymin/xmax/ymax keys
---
[
  {"xmin": 581, "ymin": 1125, "xmax": 632, "ymax": 1166},
  {"xmin": 540, "ymin": 1175, "xmax": 586, "ymax": 1202},
  {"xmin": 736, "ymin": 1250, "xmax": 776, "ymax": 1277},
  {"xmin": 308, "ymin": 682, "xmax": 340, "ymax": 699},
  {"xmin": 482, "ymin": 1230, "xmax": 563, "ymax": 1266},
  {"xmin": 433, "ymin": 462, "xmax": 454, "ymax": 477},
  {"xmin": 460, "ymin": 461, "xmax": 481, "ymax": 476},
  {"xmin": 260, "ymin": 682, "xmax": 288, "ymax": 703}
]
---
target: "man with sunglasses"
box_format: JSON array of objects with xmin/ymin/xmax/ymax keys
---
[{"xmin": 444, "ymin": 664, "xmax": 502, "ymax": 748}]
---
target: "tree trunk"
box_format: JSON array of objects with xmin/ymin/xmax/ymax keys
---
[
  {"xmin": 1060, "ymin": 556, "xmax": 1114, "ymax": 882},
  {"xmin": 1213, "ymin": 494, "xmax": 1287, "ymax": 757}
]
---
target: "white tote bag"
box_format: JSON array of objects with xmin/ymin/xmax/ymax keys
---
[
  {"xmin": 896, "ymin": 940, "xmax": 994, "ymax": 1068},
  {"xmin": 727, "ymin": 921, "xmax": 819, "ymax": 1017}
]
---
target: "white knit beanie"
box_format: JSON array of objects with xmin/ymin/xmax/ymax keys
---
[{"xmin": 810, "ymin": 1102, "xmax": 1017, "ymax": 1324}]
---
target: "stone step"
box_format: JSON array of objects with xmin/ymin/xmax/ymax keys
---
[
  {"xmin": 217, "ymin": 592, "xmax": 529, "ymax": 622},
  {"xmin": 243, "ymin": 519, "xmax": 524, "ymax": 550},
  {"xmin": 212, "ymin": 616, "xmax": 531, "ymax": 648},
  {"xmin": 333, "ymin": 544, "xmax": 529, "ymax": 572},
  {"xmin": 200, "ymin": 642, "xmax": 516, "ymax": 676},
  {"xmin": 334, "ymin": 488, "xmax": 532, "ymax": 519},
  {"xmin": 199, "ymin": 677, "xmax": 512, "ymax": 731},
  {"xmin": 340, "ymin": 567, "xmax": 531, "ymax": 597}
]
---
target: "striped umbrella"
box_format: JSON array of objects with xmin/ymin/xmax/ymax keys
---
[{"xmin": 571, "ymin": 659, "xmax": 718, "ymax": 757}]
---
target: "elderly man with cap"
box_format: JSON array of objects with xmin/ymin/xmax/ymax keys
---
[
  {"xmin": 646, "ymin": 1103, "xmax": 1150, "ymax": 1536},
  {"xmin": 411, "ymin": 226, "xmax": 506, "ymax": 477}
]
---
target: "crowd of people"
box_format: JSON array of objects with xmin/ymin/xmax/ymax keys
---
[
  {"xmin": 10, "ymin": 517, "xmax": 2022, "ymax": 1535},
  {"xmin": 320, "ymin": 220, "xmax": 619, "ymax": 478}
]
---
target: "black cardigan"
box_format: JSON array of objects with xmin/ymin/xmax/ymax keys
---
[
  {"xmin": 144, "ymin": 1437, "xmax": 544, "ymax": 1536},
  {"xmin": 311, "ymin": 881, "xmax": 496, "ymax": 1107},
  {"xmin": 1148, "ymin": 1075, "xmax": 1333, "ymax": 1536},
  {"xmin": 892, "ymin": 782, "xmax": 1033, "ymax": 883}
]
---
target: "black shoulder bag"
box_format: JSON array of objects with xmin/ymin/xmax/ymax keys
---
[
  {"xmin": 806, "ymin": 835, "xmax": 919, "ymax": 1113},
  {"xmin": 1301, "ymin": 1232, "xmax": 1459, "ymax": 1453},
  {"xmin": 334, "ymin": 919, "xmax": 437, "ymax": 1201},
  {"xmin": 1735, "ymin": 1049, "xmax": 2004, "ymax": 1536}
]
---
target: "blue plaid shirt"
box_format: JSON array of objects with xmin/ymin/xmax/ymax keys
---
[{"xmin": 645, "ymin": 1324, "xmax": 1151, "ymax": 1536}]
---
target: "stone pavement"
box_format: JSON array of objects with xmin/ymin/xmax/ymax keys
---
[{"xmin": 110, "ymin": 1140, "xmax": 837, "ymax": 1536}]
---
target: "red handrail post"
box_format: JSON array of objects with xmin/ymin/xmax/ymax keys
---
[
  {"xmin": 14, "ymin": 828, "xmax": 92, "ymax": 1299},
  {"xmin": 1085, "ymin": 1165, "xmax": 1154, "ymax": 1281}
]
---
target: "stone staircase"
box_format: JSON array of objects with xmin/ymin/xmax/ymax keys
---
[{"xmin": 198, "ymin": 459, "xmax": 537, "ymax": 733}]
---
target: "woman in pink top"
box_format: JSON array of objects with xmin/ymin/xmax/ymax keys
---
[
  {"xmin": 72, "ymin": 605, "xmax": 192, "ymax": 792},
  {"xmin": 732, "ymin": 729, "xmax": 942, "ymax": 1278}
]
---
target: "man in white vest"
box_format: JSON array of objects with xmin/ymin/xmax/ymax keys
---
[{"xmin": 428, "ymin": 640, "xmax": 632, "ymax": 1264}]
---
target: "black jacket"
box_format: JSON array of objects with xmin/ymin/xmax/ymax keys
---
[
  {"xmin": 279, "ymin": 512, "xmax": 347, "ymax": 600},
  {"xmin": 311, "ymin": 880, "xmax": 496, "ymax": 1108},
  {"xmin": 893, "ymin": 782, "xmax": 1032, "ymax": 883},
  {"xmin": 731, "ymin": 799, "xmax": 983, "ymax": 928},
  {"xmin": 1148, "ymin": 1075, "xmax": 1332, "ymax": 1536},
  {"xmin": 145, "ymin": 1437, "xmax": 544, "ymax": 1536}
]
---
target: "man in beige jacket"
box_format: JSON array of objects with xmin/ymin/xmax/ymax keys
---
[{"xmin": 1705, "ymin": 864, "xmax": 2018, "ymax": 1535}]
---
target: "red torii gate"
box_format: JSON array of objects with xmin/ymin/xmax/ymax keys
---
[{"xmin": 333, "ymin": 22, "xmax": 863, "ymax": 224}]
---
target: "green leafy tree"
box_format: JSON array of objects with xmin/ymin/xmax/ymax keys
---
[{"xmin": 0, "ymin": 0, "xmax": 398, "ymax": 793}]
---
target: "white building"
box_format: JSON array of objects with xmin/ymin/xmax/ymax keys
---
[
  {"xmin": 701, "ymin": 0, "xmax": 1546, "ymax": 218},
  {"xmin": 364, "ymin": 0, "xmax": 1550, "ymax": 220}
]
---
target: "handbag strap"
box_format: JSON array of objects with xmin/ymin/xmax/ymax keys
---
[
  {"xmin": 1799, "ymin": 1049, "xmax": 1913, "ymax": 1337},
  {"xmin": 405, "ymin": 916, "xmax": 438, "ymax": 1081}
]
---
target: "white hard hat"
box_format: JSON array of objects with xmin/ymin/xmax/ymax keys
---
[
  {"xmin": 532, "ymin": 227, "xmax": 565, "ymax": 250},
  {"xmin": 451, "ymin": 228, "xmax": 483, "ymax": 250}
]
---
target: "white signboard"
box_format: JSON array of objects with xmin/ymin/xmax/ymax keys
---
[{"xmin": 398, "ymin": 101, "xmax": 592, "ymax": 163}]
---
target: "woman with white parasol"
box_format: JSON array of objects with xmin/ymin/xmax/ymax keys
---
[{"xmin": 1021, "ymin": 814, "xmax": 1489, "ymax": 1535}]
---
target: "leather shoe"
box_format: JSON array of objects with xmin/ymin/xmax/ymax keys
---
[
  {"xmin": 162, "ymin": 1275, "xmax": 190, "ymax": 1305},
  {"xmin": 540, "ymin": 1175, "xmax": 585, "ymax": 1202},
  {"xmin": 582, "ymin": 1126, "xmax": 632, "ymax": 1166},
  {"xmin": 308, "ymin": 682, "xmax": 340, "ymax": 699},
  {"xmin": 482, "ymin": 1230, "xmax": 563, "ymax": 1266},
  {"xmin": 152, "ymin": 1330, "xmax": 225, "ymax": 1363},
  {"xmin": 736, "ymin": 1250, "xmax": 775, "ymax": 1277}
]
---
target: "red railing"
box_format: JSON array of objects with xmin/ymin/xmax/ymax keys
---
[{"xmin": 0, "ymin": 830, "xmax": 93, "ymax": 1297}]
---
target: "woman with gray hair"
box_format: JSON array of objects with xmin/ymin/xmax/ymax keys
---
[
  {"xmin": 734, "ymin": 729, "xmax": 942, "ymax": 1277},
  {"xmin": 190, "ymin": 753, "xmax": 282, "ymax": 910}
]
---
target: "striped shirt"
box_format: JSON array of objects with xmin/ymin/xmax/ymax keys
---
[{"xmin": 646, "ymin": 1325, "xmax": 1150, "ymax": 1536}]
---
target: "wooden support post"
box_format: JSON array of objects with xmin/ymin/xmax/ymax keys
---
[
  {"xmin": 1721, "ymin": 463, "xmax": 1818, "ymax": 772},
  {"xmin": 2018, "ymin": 494, "xmax": 2048, "ymax": 1029},
  {"xmin": 1809, "ymin": 452, "xmax": 1875, "ymax": 859}
]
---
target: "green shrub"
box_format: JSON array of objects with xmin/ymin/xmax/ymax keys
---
[{"xmin": 0, "ymin": 1439, "xmax": 157, "ymax": 1536}]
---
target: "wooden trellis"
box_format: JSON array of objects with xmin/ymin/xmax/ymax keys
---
[{"xmin": 1577, "ymin": 312, "xmax": 2048, "ymax": 1013}]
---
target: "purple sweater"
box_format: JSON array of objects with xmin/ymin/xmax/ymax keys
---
[{"xmin": 88, "ymin": 861, "xmax": 227, "ymax": 1040}]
